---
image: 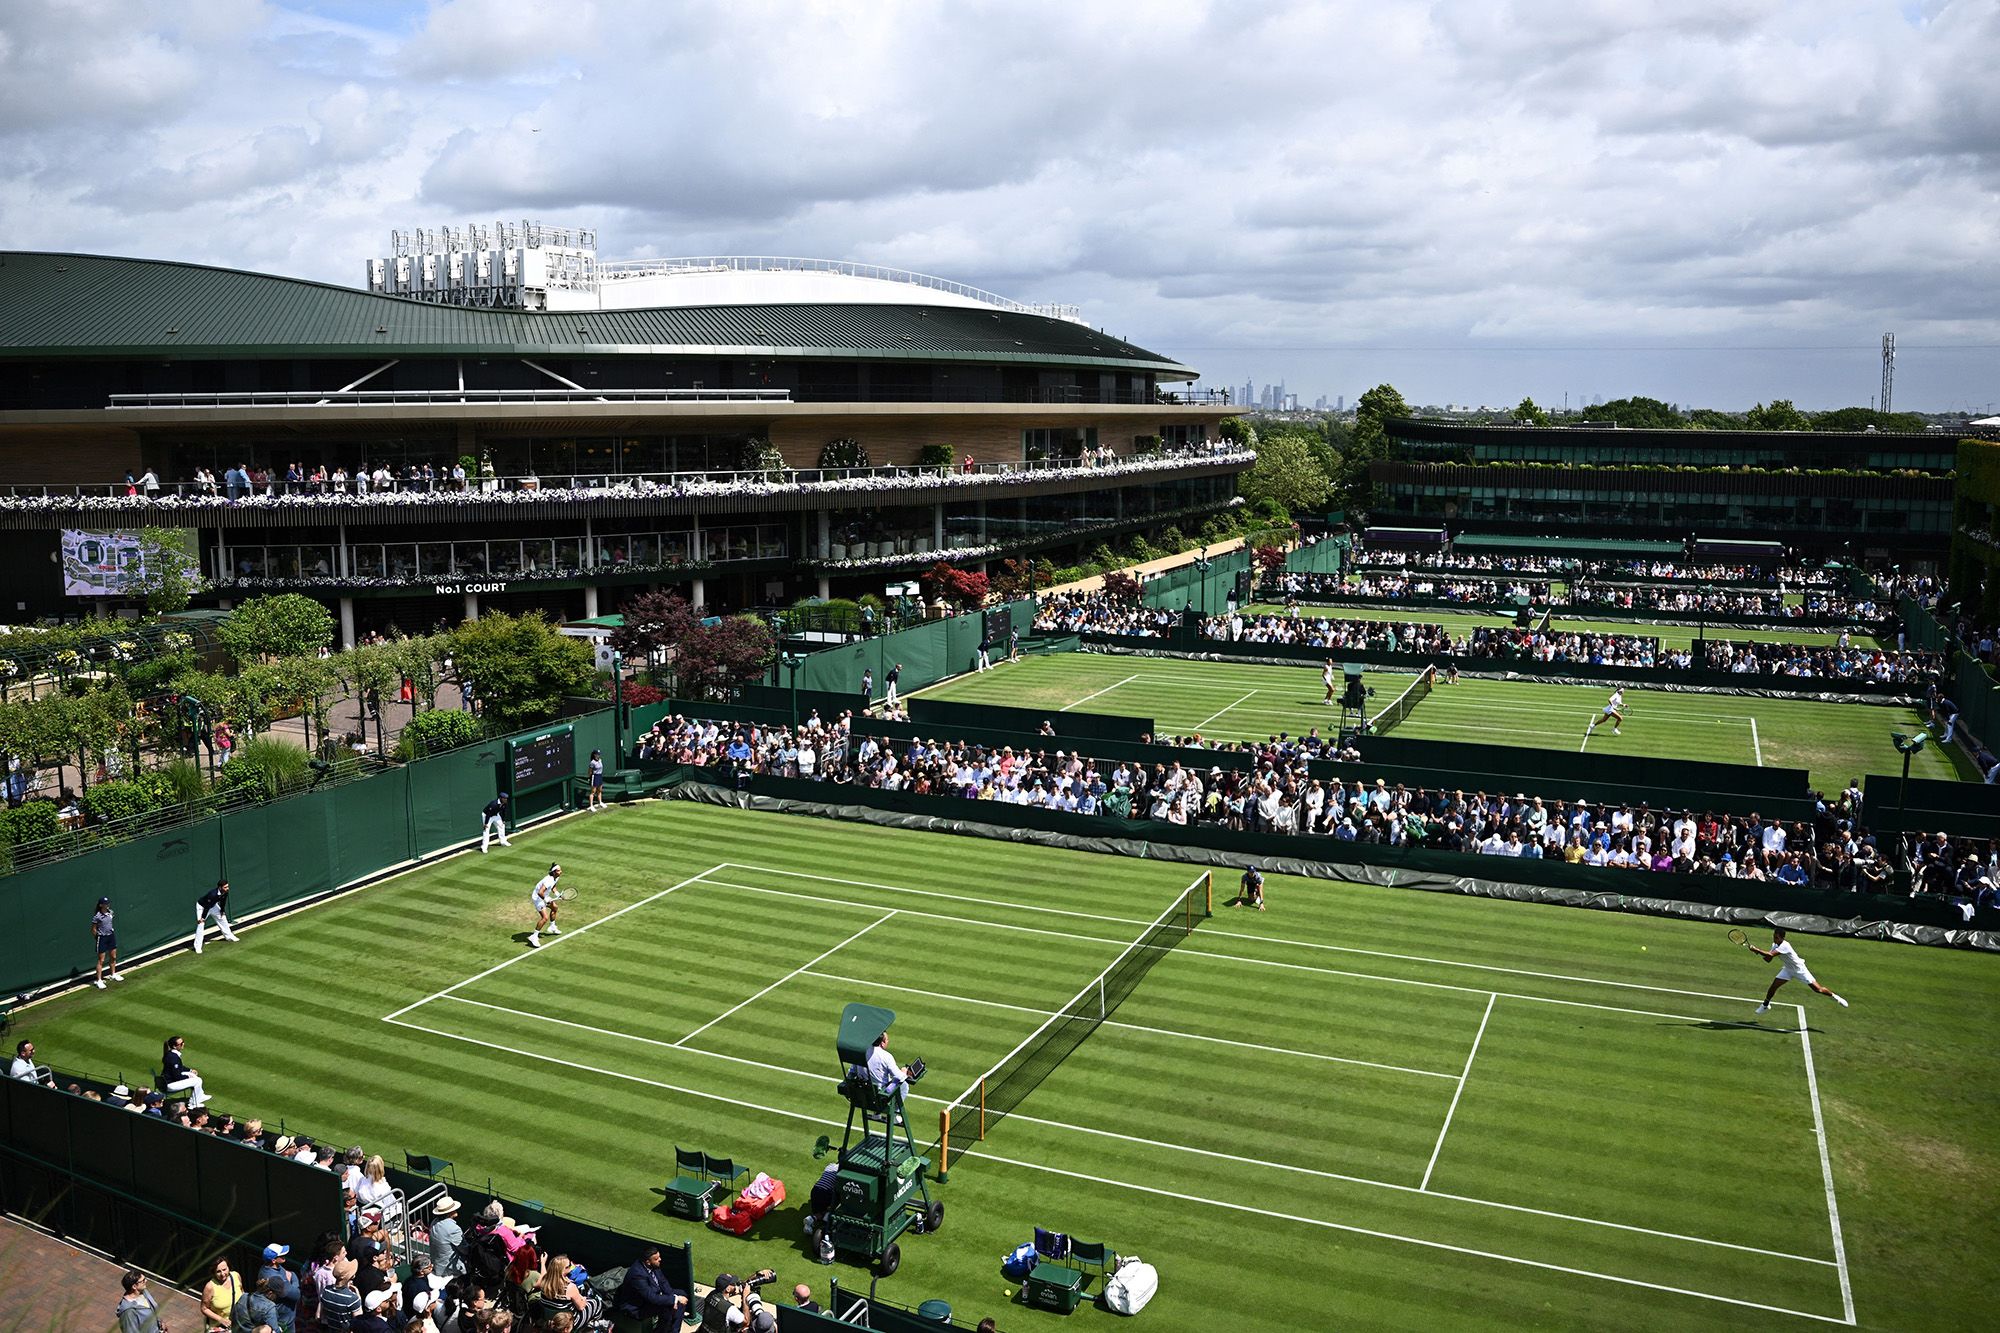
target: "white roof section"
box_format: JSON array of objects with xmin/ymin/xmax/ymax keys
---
[{"xmin": 585, "ymin": 256, "xmax": 1084, "ymax": 323}]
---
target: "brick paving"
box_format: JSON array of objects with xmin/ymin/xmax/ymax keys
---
[{"xmin": 0, "ymin": 1216, "xmax": 204, "ymax": 1333}]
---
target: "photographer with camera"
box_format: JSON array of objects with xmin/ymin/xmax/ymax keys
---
[{"xmin": 701, "ymin": 1270, "xmax": 777, "ymax": 1332}]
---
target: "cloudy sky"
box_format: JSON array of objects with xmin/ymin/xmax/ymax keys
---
[{"xmin": 3, "ymin": 0, "xmax": 1995, "ymax": 412}]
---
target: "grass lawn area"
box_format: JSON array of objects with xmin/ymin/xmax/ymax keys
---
[
  {"xmin": 919, "ymin": 654, "xmax": 1967, "ymax": 790},
  {"xmin": 1246, "ymin": 603, "xmax": 1889, "ymax": 652},
  {"xmin": 15, "ymin": 805, "xmax": 1998, "ymax": 1330}
]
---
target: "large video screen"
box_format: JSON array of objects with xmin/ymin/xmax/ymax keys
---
[{"xmin": 61, "ymin": 530, "xmax": 147, "ymax": 596}]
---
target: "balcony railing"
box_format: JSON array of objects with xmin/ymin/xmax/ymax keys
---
[
  {"xmin": 0, "ymin": 449, "xmax": 1255, "ymax": 510},
  {"xmin": 108, "ymin": 387, "xmax": 791, "ymax": 410}
]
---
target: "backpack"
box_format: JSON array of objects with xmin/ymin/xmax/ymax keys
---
[
  {"xmin": 1000, "ymin": 1242, "xmax": 1036, "ymax": 1282},
  {"xmin": 463, "ymin": 1228, "xmax": 510, "ymax": 1289},
  {"xmin": 1102, "ymin": 1257, "xmax": 1158, "ymax": 1316}
]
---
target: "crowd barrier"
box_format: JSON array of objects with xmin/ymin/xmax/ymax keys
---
[
  {"xmin": 1, "ymin": 1073, "xmax": 343, "ymax": 1283},
  {"xmin": 1282, "ymin": 540, "xmax": 1344, "ymax": 576},
  {"xmin": 1355, "ymin": 734, "xmax": 1809, "ymax": 804},
  {"xmin": 1077, "ymin": 630, "xmax": 1920, "ymax": 701},
  {"xmin": 1862, "ymin": 772, "xmax": 2000, "ymax": 838},
  {"xmin": 672, "ymin": 773, "xmax": 1995, "ymax": 937},
  {"xmin": 1898, "ymin": 594, "xmax": 1999, "ymax": 749},
  {"xmin": 908, "ymin": 697, "xmax": 1154, "ymax": 742},
  {"xmin": 1, "ymin": 711, "xmax": 617, "ymax": 998}
]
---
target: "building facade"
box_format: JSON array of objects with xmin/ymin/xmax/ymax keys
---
[
  {"xmin": 1369, "ymin": 419, "xmax": 1955, "ymax": 562},
  {"xmin": 0, "ymin": 251, "xmax": 1245, "ymax": 639}
]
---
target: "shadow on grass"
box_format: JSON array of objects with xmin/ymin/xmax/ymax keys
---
[{"xmin": 1663, "ymin": 1019, "xmax": 1818, "ymax": 1035}]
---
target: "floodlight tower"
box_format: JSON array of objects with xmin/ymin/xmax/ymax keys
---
[{"xmin": 1881, "ymin": 333, "xmax": 1895, "ymax": 415}]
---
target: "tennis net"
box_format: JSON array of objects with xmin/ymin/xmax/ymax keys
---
[
  {"xmin": 1367, "ymin": 666, "xmax": 1435, "ymax": 734},
  {"xmin": 936, "ymin": 870, "xmax": 1211, "ymax": 1173}
]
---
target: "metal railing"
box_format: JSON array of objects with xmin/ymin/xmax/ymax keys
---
[
  {"xmin": 109, "ymin": 387, "xmax": 791, "ymax": 409},
  {"xmin": 597, "ymin": 254, "xmax": 1084, "ymax": 322},
  {"xmin": 0, "ymin": 448, "xmax": 1256, "ymax": 503}
]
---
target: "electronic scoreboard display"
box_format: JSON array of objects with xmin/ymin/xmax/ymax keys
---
[{"xmin": 507, "ymin": 725, "xmax": 575, "ymax": 795}]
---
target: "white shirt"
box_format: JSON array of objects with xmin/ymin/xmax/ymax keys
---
[
  {"xmin": 863, "ymin": 1044, "xmax": 907, "ymax": 1096},
  {"xmin": 1772, "ymin": 939, "xmax": 1808, "ymax": 972},
  {"xmin": 532, "ymin": 873, "xmax": 558, "ymax": 904},
  {"xmin": 10, "ymin": 1056, "xmax": 40, "ymax": 1082}
]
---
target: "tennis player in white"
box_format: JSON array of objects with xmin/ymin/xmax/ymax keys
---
[
  {"xmin": 527, "ymin": 863, "xmax": 563, "ymax": 949},
  {"xmin": 1584, "ymin": 687, "xmax": 1626, "ymax": 740},
  {"xmin": 1750, "ymin": 927, "xmax": 1848, "ymax": 1013},
  {"xmin": 1322, "ymin": 659, "xmax": 1336, "ymax": 706}
]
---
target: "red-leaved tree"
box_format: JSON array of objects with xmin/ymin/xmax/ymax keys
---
[
  {"xmin": 921, "ymin": 560, "xmax": 990, "ymax": 607},
  {"xmin": 1101, "ymin": 569, "xmax": 1142, "ymax": 601},
  {"xmin": 673, "ymin": 616, "xmax": 776, "ymax": 700},
  {"xmin": 609, "ymin": 590, "xmax": 701, "ymax": 670},
  {"xmin": 1253, "ymin": 544, "xmax": 1288, "ymax": 574}
]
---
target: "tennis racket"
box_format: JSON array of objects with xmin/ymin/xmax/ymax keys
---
[
  {"xmin": 1727, "ymin": 928, "xmax": 1751, "ymax": 950},
  {"xmin": 550, "ymin": 887, "xmax": 580, "ymax": 902}
]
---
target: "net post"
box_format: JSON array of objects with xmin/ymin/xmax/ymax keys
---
[
  {"xmin": 939, "ymin": 1110, "xmax": 951, "ymax": 1174},
  {"xmin": 979, "ymin": 1078, "xmax": 987, "ymax": 1139},
  {"xmin": 1203, "ymin": 871, "xmax": 1212, "ymax": 917}
]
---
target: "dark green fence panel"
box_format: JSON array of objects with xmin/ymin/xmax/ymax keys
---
[
  {"xmin": 327, "ymin": 769, "xmax": 415, "ymax": 885},
  {"xmin": 1862, "ymin": 772, "xmax": 2000, "ymax": 836},
  {"xmin": 1357, "ymin": 734, "xmax": 1807, "ymax": 802}
]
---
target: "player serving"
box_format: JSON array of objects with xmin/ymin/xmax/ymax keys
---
[
  {"xmin": 527, "ymin": 863, "xmax": 566, "ymax": 949},
  {"xmin": 1735, "ymin": 926, "xmax": 1849, "ymax": 1014},
  {"xmin": 1583, "ymin": 687, "xmax": 1626, "ymax": 742}
]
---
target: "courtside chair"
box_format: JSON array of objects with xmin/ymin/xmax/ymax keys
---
[
  {"xmin": 1025, "ymin": 1228, "xmax": 1086, "ymax": 1314},
  {"xmin": 405, "ymin": 1152, "xmax": 455, "ymax": 1184},
  {"xmin": 702, "ymin": 1152, "xmax": 749, "ymax": 1192},
  {"xmin": 666, "ymin": 1146, "xmax": 719, "ymax": 1221}
]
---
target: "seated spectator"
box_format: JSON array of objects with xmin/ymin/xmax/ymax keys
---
[
  {"xmin": 614, "ymin": 1245, "xmax": 687, "ymax": 1329},
  {"xmin": 10, "ymin": 1039, "xmax": 53, "ymax": 1086}
]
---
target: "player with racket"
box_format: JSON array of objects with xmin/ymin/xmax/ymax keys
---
[
  {"xmin": 527, "ymin": 863, "xmax": 573, "ymax": 949},
  {"xmin": 1731, "ymin": 926, "xmax": 1848, "ymax": 1014},
  {"xmin": 1583, "ymin": 687, "xmax": 1626, "ymax": 742}
]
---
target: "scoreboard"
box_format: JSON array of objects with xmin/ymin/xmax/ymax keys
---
[{"xmin": 507, "ymin": 725, "xmax": 575, "ymax": 795}]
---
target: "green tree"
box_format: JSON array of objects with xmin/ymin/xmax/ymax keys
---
[
  {"xmin": 1216, "ymin": 417, "xmax": 1258, "ymax": 447},
  {"xmin": 271, "ymin": 654, "xmax": 342, "ymax": 752},
  {"xmin": 1809, "ymin": 406, "xmax": 1929, "ymax": 433},
  {"xmin": 218, "ymin": 594, "xmax": 336, "ymax": 665},
  {"xmin": 131, "ymin": 527, "xmax": 205, "ymax": 614},
  {"xmin": 1686, "ymin": 409, "xmax": 1745, "ymax": 430},
  {"xmin": 449, "ymin": 612, "xmax": 595, "ymax": 732},
  {"xmin": 1588, "ymin": 396, "xmax": 1683, "ymax": 429},
  {"xmin": 1351, "ymin": 384, "xmax": 1410, "ymax": 454},
  {"xmin": 1745, "ymin": 398, "xmax": 1812, "ymax": 431},
  {"xmin": 1513, "ymin": 397, "xmax": 1550, "ymax": 427},
  {"xmin": 1239, "ymin": 426, "xmax": 1330, "ymax": 516}
]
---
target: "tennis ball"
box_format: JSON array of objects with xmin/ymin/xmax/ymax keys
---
[{"xmin": 1640, "ymin": 945, "xmax": 1648, "ymax": 951}]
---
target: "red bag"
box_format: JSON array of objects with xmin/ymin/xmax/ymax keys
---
[{"xmin": 709, "ymin": 1177, "xmax": 785, "ymax": 1236}]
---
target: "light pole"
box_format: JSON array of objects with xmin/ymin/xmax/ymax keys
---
[
  {"xmin": 1192, "ymin": 554, "xmax": 1213, "ymax": 611},
  {"xmin": 781, "ymin": 650, "xmax": 805, "ymax": 730},
  {"xmin": 1890, "ymin": 730, "xmax": 1929, "ymax": 893},
  {"xmin": 610, "ymin": 651, "xmax": 625, "ymax": 765}
]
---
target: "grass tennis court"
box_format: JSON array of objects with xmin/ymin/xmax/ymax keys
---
[
  {"xmin": 1244, "ymin": 603, "xmax": 1891, "ymax": 652},
  {"xmin": 17, "ymin": 805, "xmax": 1999, "ymax": 1329},
  {"xmin": 919, "ymin": 654, "xmax": 1969, "ymax": 789}
]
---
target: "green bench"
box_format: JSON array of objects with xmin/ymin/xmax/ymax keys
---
[{"xmin": 665, "ymin": 1146, "xmax": 749, "ymax": 1222}]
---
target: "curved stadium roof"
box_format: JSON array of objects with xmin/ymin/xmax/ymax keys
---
[{"xmin": 0, "ymin": 252, "xmax": 1195, "ymax": 378}]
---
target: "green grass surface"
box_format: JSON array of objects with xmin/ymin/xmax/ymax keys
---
[
  {"xmin": 16, "ymin": 805, "xmax": 1999, "ymax": 1329},
  {"xmin": 921, "ymin": 654, "xmax": 1968, "ymax": 790},
  {"xmin": 1246, "ymin": 603, "xmax": 1888, "ymax": 652}
]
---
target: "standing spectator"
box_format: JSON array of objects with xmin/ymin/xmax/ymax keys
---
[
  {"xmin": 976, "ymin": 631, "xmax": 992, "ymax": 672},
  {"xmin": 233, "ymin": 1274, "xmax": 283, "ymax": 1331},
  {"xmin": 116, "ymin": 1270, "xmax": 164, "ymax": 1333},
  {"xmin": 356, "ymin": 1154, "xmax": 399, "ymax": 1226},
  {"xmin": 1009, "ymin": 625, "xmax": 1021, "ymax": 662},
  {"xmin": 586, "ymin": 750, "xmax": 606, "ymax": 813},
  {"xmin": 161, "ymin": 1035, "xmax": 210, "ymax": 1108},
  {"xmin": 884, "ymin": 662, "xmax": 902, "ymax": 707},
  {"xmin": 859, "ymin": 668, "xmax": 873, "ymax": 710},
  {"xmin": 193, "ymin": 878, "xmax": 239, "ymax": 954},
  {"xmin": 258, "ymin": 1242, "xmax": 300, "ymax": 1332},
  {"xmin": 428, "ymin": 1196, "xmax": 465, "ymax": 1276},
  {"xmin": 614, "ymin": 1245, "xmax": 687, "ymax": 1328},
  {"xmin": 480, "ymin": 793, "xmax": 511, "ymax": 852},
  {"xmin": 214, "ymin": 720, "xmax": 235, "ymax": 765},
  {"xmin": 92, "ymin": 895, "xmax": 123, "ymax": 989},
  {"xmin": 203, "ymin": 1255, "xmax": 244, "ymax": 1333},
  {"xmin": 315, "ymin": 1257, "xmax": 362, "ymax": 1331},
  {"xmin": 140, "ymin": 467, "xmax": 160, "ymax": 499}
]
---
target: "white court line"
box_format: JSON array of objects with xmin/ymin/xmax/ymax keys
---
[
  {"xmin": 721, "ymin": 862, "xmax": 1760, "ymax": 1006},
  {"xmin": 1799, "ymin": 1005, "xmax": 1857, "ymax": 1324},
  {"xmin": 1195, "ymin": 688, "xmax": 1259, "ymax": 729},
  {"xmin": 382, "ymin": 1014, "xmax": 1846, "ymax": 1307},
  {"xmin": 1059, "ymin": 673, "xmax": 1140, "ymax": 711},
  {"xmin": 405, "ymin": 990, "xmax": 1835, "ymax": 1269},
  {"xmin": 381, "ymin": 865, "xmax": 723, "ymax": 1022},
  {"xmin": 1422, "ymin": 993, "xmax": 1495, "ymax": 1191},
  {"xmin": 804, "ymin": 969, "xmax": 1460, "ymax": 1080},
  {"xmin": 672, "ymin": 912, "xmax": 897, "ymax": 1048},
  {"xmin": 1752, "ymin": 716, "xmax": 1765, "ymax": 767}
]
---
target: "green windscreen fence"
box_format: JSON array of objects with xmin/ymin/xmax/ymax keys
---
[
  {"xmin": 1141, "ymin": 548, "xmax": 1253, "ymax": 616},
  {"xmin": 1284, "ymin": 539, "xmax": 1345, "ymax": 576},
  {"xmin": 1356, "ymin": 733, "xmax": 1808, "ymax": 803},
  {"xmin": 779, "ymin": 601, "xmax": 1035, "ymax": 700},
  {"xmin": 907, "ymin": 697, "xmax": 1155, "ymax": 742},
  {"xmin": 3, "ymin": 710, "xmax": 615, "ymax": 997},
  {"xmin": 1899, "ymin": 595, "xmax": 1999, "ymax": 745}
]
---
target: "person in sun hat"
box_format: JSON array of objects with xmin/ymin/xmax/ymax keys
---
[{"xmin": 428, "ymin": 1195, "xmax": 465, "ymax": 1276}]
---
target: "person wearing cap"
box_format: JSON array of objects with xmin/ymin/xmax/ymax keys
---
[
  {"xmin": 479, "ymin": 791, "xmax": 510, "ymax": 853},
  {"xmin": 527, "ymin": 864, "xmax": 564, "ymax": 949},
  {"xmin": 1236, "ymin": 866, "xmax": 1266, "ymax": 911},
  {"xmin": 314, "ymin": 1257, "xmax": 362, "ymax": 1332},
  {"xmin": 702, "ymin": 1269, "xmax": 778, "ymax": 1332},
  {"xmin": 351, "ymin": 1286, "xmax": 398, "ymax": 1333},
  {"xmin": 428, "ymin": 1196, "xmax": 465, "ymax": 1276},
  {"xmin": 91, "ymin": 895, "xmax": 123, "ymax": 989},
  {"xmin": 257, "ymin": 1243, "xmax": 299, "ymax": 1332},
  {"xmin": 614, "ymin": 1245, "xmax": 687, "ymax": 1329}
]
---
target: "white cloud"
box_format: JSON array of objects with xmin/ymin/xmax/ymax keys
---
[{"xmin": 0, "ymin": 0, "xmax": 1995, "ymax": 407}]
